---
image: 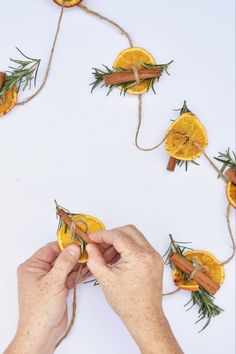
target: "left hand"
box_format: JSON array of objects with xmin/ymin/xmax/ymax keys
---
[{"xmin": 5, "ymin": 241, "xmax": 119, "ymax": 354}]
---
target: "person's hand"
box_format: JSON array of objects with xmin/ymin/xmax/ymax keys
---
[
  {"xmin": 5, "ymin": 241, "xmax": 119, "ymax": 354},
  {"xmin": 86, "ymin": 225, "xmax": 183, "ymax": 354}
]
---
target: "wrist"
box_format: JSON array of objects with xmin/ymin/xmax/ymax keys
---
[
  {"xmin": 4, "ymin": 326, "xmax": 57, "ymax": 354},
  {"xmin": 125, "ymin": 311, "xmax": 182, "ymax": 354}
]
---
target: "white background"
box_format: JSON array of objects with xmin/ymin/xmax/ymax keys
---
[{"xmin": 0, "ymin": 0, "xmax": 235, "ymax": 353}]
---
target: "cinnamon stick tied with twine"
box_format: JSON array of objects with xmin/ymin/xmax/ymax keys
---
[
  {"xmin": 169, "ymin": 253, "xmax": 220, "ymax": 295},
  {"xmin": 56, "ymin": 207, "xmax": 104, "ymax": 253},
  {"xmin": 0, "ymin": 72, "xmax": 6, "ymax": 91},
  {"xmin": 103, "ymin": 67, "xmax": 163, "ymax": 86},
  {"xmin": 225, "ymin": 168, "xmax": 236, "ymax": 184}
]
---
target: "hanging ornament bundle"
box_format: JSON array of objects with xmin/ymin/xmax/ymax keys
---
[{"xmin": 1, "ymin": 0, "xmax": 235, "ymax": 348}]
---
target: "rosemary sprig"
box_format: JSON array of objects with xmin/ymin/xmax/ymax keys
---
[
  {"xmin": 90, "ymin": 61, "xmax": 173, "ymax": 96},
  {"xmin": 0, "ymin": 47, "xmax": 41, "ymax": 98},
  {"xmin": 164, "ymin": 236, "xmax": 223, "ymax": 331},
  {"xmin": 185, "ymin": 287, "xmax": 223, "ymax": 332},
  {"xmin": 214, "ymin": 148, "xmax": 236, "ymax": 177}
]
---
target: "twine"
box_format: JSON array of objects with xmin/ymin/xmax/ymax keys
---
[
  {"xmin": 17, "ymin": 2, "xmax": 66, "ymax": 105},
  {"xmin": 135, "ymin": 95, "xmax": 168, "ymax": 151},
  {"xmin": 70, "ymin": 218, "xmax": 88, "ymax": 241},
  {"xmin": 55, "ymin": 264, "xmax": 84, "ymax": 349},
  {"xmin": 221, "ymin": 203, "xmax": 236, "ymax": 265},
  {"xmin": 193, "ymin": 142, "xmax": 228, "ymax": 183},
  {"xmin": 132, "ymin": 65, "xmax": 140, "ymax": 84},
  {"xmin": 78, "ymin": 5, "xmax": 134, "ymax": 48},
  {"xmin": 163, "ymin": 288, "xmax": 180, "ymax": 296}
]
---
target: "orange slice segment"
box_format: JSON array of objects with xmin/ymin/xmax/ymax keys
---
[
  {"xmin": 165, "ymin": 112, "xmax": 208, "ymax": 161},
  {"xmin": 57, "ymin": 214, "xmax": 105, "ymax": 263},
  {"xmin": 113, "ymin": 47, "xmax": 156, "ymax": 95},
  {"xmin": 0, "ymin": 88, "xmax": 18, "ymax": 117},
  {"xmin": 53, "ymin": 0, "xmax": 82, "ymax": 7},
  {"xmin": 173, "ymin": 250, "xmax": 225, "ymax": 292},
  {"xmin": 226, "ymin": 180, "xmax": 236, "ymax": 208}
]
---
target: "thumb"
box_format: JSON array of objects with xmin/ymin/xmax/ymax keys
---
[
  {"xmin": 50, "ymin": 244, "xmax": 80, "ymax": 286},
  {"xmin": 86, "ymin": 244, "xmax": 111, "ymax": 283}
]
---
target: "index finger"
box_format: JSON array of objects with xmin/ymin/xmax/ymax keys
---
[{"xmin": 89, "ymin": 227, "xmax": 142, "ymax": 258}]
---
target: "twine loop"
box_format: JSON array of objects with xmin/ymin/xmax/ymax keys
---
[
  {"xmin": 189, "ymin": 258, "xmax": 208, "ymax": 280},
  {"xmin": 70, "ymin": 218, "xmax": 88, "ymax": 241}
]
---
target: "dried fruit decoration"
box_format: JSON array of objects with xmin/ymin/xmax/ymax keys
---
[
  {"xmin": 56, "ymin": 203, "xmax": 105, "ymax": 263},
  {"xmin": 214, "ymin": 149, "xmax": 236, "ymax": 209},
  {"xmin": 91, "ymin": 47, "xmax": 173, "ymax": 95},
  {"xmin": 164, "ymin": 235, "xmax": 224, "ymax": 331},
  {"xmin": 54, "ymin": 0, "xmax": 83, "ymax": 7},
  {"xmin": 0, "ymin": 48, "xmax": 41, "ymax": 117},
  {"xmin": 165, "ymin": 101, "xmax": 208, "ymax": 171}
]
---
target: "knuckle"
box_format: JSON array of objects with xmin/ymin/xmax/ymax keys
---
[{"xmin": 124, "ymin": 224, "xmax": 137, "ymax": 232}]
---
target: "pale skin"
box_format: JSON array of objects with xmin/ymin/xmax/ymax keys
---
[{"xmin": 4, "ymin": 225, "xmax": 183, "ymax": 354}]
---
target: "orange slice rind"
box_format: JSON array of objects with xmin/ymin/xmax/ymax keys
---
[
  {"xmin": 172, "ymin": 250, "xmax": 225, "ymax": 292},
  {"xmin": 53, "ymin": 0, "xmax": 82, "ymax": 7},
  {"xmin": 165, "ymin": 112, "xmax": 208, "ymax": 161},
  {"xmin": 0, "ymin": 88, "xmax": 18, "ymax": 117},
  {"xmin": 113, "ymin": 47, "xmax": 156, "ymax": 95},
  {"xmin": 226, "ymin": 180, "xmax": 236, "ymax": 208},
  {"xmin": 57, "ymin": 213, "xmax": 105, "ymax": 263}
]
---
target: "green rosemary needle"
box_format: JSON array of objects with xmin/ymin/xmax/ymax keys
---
[
  {"xmin": 0, "ymin": 47, "xmax": 41, "ymax": 98},
  {"xmin": 214, "ymin": 148, "xmax": 236, "ymax": 177}
]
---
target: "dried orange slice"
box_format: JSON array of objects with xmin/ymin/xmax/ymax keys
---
[
  {"xmin": 0, "ymin": 88, "xmax": 18, "ymax": 117},
  {"xmin": 165, "ymin": 112, "xmax": 208, "ymax": 161},
  {"xmin": 113, "ymin": 47, "xmax": 156, "ymax": 95},
  {"xmin": 57, "ymin": 214, "xmax": 105, "ymax": 263},
  {"xmin": 226, "ymin": 180, "xmax": 236, "ymax": 208},
  {"xmin": 173, "ymin": 250, "xmax": 224, "ymax": 292},
  {"xmin": 54, "ymin": 0, "xmax": 82, "ymax": 7}
]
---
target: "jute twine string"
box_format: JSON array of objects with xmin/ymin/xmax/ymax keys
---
[
  {"xmin": 78, "ymin": 4, "xmax": 134, "ymax": 48},
  {"xmin": 17, "ymin": 2, "xmax": 66, "ymax": 105},
  {"xmin": 56, "ymin": 218, "xmax": 89, "ymax": 348},
  {"xmin": 221, "ymin": 203, "xmax": 236, "ymax": 265},
  {"xmin": 135, "ymin": 94, "xmax": 169, "ymax": 151},
  {"xmin": 55, "ymin": 263, "xmax": 84, "ymax": 349}
]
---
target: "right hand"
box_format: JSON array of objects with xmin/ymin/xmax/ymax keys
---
[{"xmin": 86, "ymin": 225, "xmax": 183, "ymax": 354}]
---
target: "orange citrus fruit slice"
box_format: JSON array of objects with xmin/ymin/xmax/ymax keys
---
[
  {"xmin": 173, "ymin": 250, "xmax": 224, "ymax": 292},
  {"xmin": 113, "ymin": 47, "xmax": 156, "ymax": 95},
  {"xmin": 165, "ymin": 112, "xmax": 208, "ymax": 161},
  {"xmin": 57, "ymin": 214, "xmax": 105, "ymax": 263},
  {"xmin": 54, "ymin": 0, "xmax": 82, "ymax": 7},
  {"xmin": 226, "ymin": 180, "xmax": 236, "ymax": 208},
  {"xmin": 0, "ymin": 88, "xmax": 18, "ymax": 117}
]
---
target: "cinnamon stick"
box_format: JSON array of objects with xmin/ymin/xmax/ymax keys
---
[
  {"xmin": 167, "ymin": 157, "xmax": 177, "ymax": 172},
  {"xmin": 225, "ymin": 168, "xmax": 236, "ymax": 184},
  {"xmin": 56, "ymin": 207, "xmax": 104, "ymax": 252},
  {"xmin": 170, "ymin": 253, "xmax": 220, "ymax": 295},
  {"xmin": 103, "ymin": 67, "xmax": 163, "ymax": 86},
  {"xmin": 0, "ymin": 72, "xmax": 6, "ymax": 90}
]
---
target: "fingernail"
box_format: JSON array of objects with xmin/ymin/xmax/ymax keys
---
[{"xmin": 67, "ymin": 244, "xmax": 80, "ymax": 257}]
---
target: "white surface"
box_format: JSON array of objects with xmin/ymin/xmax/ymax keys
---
[{"xmin": 0, "ymin": 0, "xmax": 235, "ymax": 353}]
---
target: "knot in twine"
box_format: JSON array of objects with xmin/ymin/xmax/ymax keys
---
[
  {"xmin": 132, "ymin": 65, "xmax": 140, "ymax": 84},
  {"xmin": 69, "ymin": 218, "xmax": 88, "ymax": 242},
  {"xmin": 189, "ymin": 258, "xmax": 208, "ymax": 280}
]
